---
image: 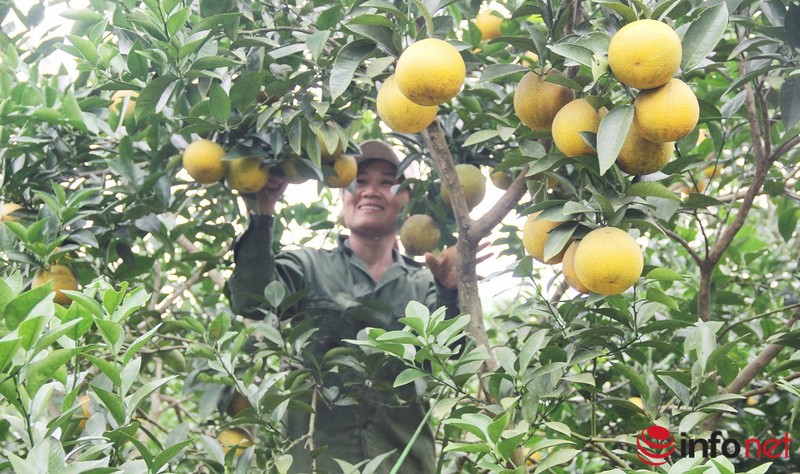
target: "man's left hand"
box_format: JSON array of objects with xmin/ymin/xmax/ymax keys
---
[{"xmin": 425, "ymin": 242, "xmax": 492, "ymax": 290}]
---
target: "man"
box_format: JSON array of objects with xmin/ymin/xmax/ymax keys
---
[{"xmin": 226, "ymin": 140, "xmax": 463, "ymax": 473}]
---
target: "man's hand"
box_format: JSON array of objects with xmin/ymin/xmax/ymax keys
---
[
  {"xmin": 253, "ymin": 175, "xmax": 288, "ymax": 215},
  {"xmin": 424, "ymin": 242, "xmax": 492, "ymax": 290}
]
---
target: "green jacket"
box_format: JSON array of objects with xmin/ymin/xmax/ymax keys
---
[{"xmin": 226, "ymin": 215, "xmax": 459, "ymax": 473}]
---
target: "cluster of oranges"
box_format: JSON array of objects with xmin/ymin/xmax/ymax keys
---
[{"xmin": 511, "ymin": 19, "xmax": 706, "ymax": 295}]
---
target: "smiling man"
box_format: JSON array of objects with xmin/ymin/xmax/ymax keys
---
[{"xmin": 226, "ymin": 139, "xmax": 461, "ymax": 473}]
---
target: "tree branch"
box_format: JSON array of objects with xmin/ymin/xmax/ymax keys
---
[
  {"xmin": 176, "ymin": 235, "xmax": 226, "ymax": 288},
  {"xmin": 657, "ymin": 223, "xmax": 702, "ymax": 267},
  {"xmin": 703, "ymin": 311, "xmax": 799, "ymax": 430},
  {"xmin": 422, "ymin": 120, "xmax": 498, "ymax": 377},
  {"xmin": 470, "ymin": 165, "xmax": 529, "ymax": 241}
]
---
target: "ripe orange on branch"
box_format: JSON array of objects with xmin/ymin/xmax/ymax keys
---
[
  {"xmin": 522, "ymin": 211, "xmax": 567, "ymax": 265},
  {"xmin": 32, "ymin": 264, "xmax": 79, "ymax": 305},
  {"xmin": 475, "ymin": 10, "xmax": 503, "ymax": 41},
  {"xmin": 608, "ymin": 19, "xmax": 682, "ymax": 90},
  {"xmin": 573, "ymin": 227, "xmax": 643, "ymax": 295},
  {"xmin": 400, "ymin": 214, "xmax": 441, "ymax": 256},
  {"xmin": 323, "ymin": 155, "xmax": 357, "ymax": 188},
  {"xmin": 633, "ymin": 78, "xmax": 699, "ymax": 143},
  {"xmin": 376, "ymin": 75, "xmax": 438, "ymax": 134},
  {"xmin": 395, "ymin": 38, "xmax": 466, "ymax": 106},
  {"xmin": 218, "ymin": 427, "xmax": 254, "ymax": 456},
  {"xmin": 551, "ymin": 98, "xmax": 607, "ymax": 157},
  {"xmin": 513, "ymin": 70, "xmax": 574, "ymax": 131},
  {"xmin": 182, "ymin": 139, "xmax": 228, "ymax": 184},
  {"xmin": 109, "ymin": 90, "xmax": 138, "ymax": 120},
  {"xmin": 226, "ymin": 157, "xmax": 270, "ymax": 193},
  {"xmin": 1, "ymin": 202, "xmax": 23, "ymax": 221},
  {"xmin": 616, "ymin": 125, "xmax": 674, "ymax": 175},
  {"xmin": 440, "ymin": 164, "xmax": 486, "ymax": 211},
  {"xmin": 562, "ymin": 241, "xmax": 590, "ymax": 294}
]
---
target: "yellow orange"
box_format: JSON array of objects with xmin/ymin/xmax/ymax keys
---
[
  {"xmin": 323, "ymin": 155, "xmax": 357, "ymax": 188},
  {"xmin": 218, "ymin": 427, "xmax": 254, "ymax": 456},
  {"xmin": 1, "ymin": 202, "xmax": 23, "ymax": 221},
  {"xmin": 573, "ymin": 227, "xmax": 643, "ymax": 295},
  {"xmin": 226, "ymin": 157, "xmax": 270, "ymax": 193},
  {"xmin": 513, "ymin": 70, "xmax": 574, "ymax": 131},
  {"xmin": 396, "ymin": 38, "xmax": 466, "ymax": 106},
  {"xmin": 552, "ymin": 98, "xmax": 607, "ymax": 157},
  {"xmin": 616, "ymin": 125, "xmax": 674, "ymax": 175},
  {"xmin": 32, "ymin": 264, "xmax": 79, "ymax": 305},
  {"xmin": 475, "ymin": 11, "xmax": 503, "ymax": 41},
  {"xmin": 608, "ymin": 20, "xmax": 682, "ymax": 90},
  {"xmin": 522, "ymin": 211, "xmax": 566, "ymax": 265},
  {"xmin": 634, "ymin": 78, "xmax": 699, "ymax": 143},
  {"xmin": 441, "ymin": 164, "xmax": 486, "ymax": 210},
  {"xmin": 562, "ymin": 241, "xmax": 590, "ymax": 293},
  {"xmin": 109, "ymin": 90, "xmax": 138, "ymax": 120},
  {"xmin": 377, "ymin": 75, "xmax": 438, "ymax": 134},
  {"xmin": 400, "ymin": 214, "xmax": 441, "ymax": 256},
  {"xmin": 182, "ymin": 139, "xmax": 228, "ymax": 184}
]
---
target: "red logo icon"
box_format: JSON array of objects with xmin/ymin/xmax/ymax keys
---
[{"xmin": 637, "ymin": 425, "xmax": 676, "ymax": 466}]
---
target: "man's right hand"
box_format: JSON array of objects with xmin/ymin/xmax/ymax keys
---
[{"xmin": 254, "ymin": 175, "xmax": 287, "ymax": 215}]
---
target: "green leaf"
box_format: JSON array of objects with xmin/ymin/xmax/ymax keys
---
[
  {"xmin": 645, "ymin": 267, "xmax": 683, "ymax": 281},
  {"xmin": 533, "ymin": 448, "xmax": 581, "ymax": 474},
  {"xmin": 230, "ymin": 72, "xmax": 262, "ymax": 110},
  {"xmin": 393, "ymin": 367, "xmax": 427, "ymax": 387},
  {"xmin": 191, "ymin": 55, "xmax": 238, "ymax": 70},
  {"xmin": 125, "ymin": 375, "xmax": 177, "ymax": 420},
  {"xmin": 208, "ymin": 313, "xmax": 231, "ymax": 341},
  {"xmin": 17, "ymin": 315, "xmax": 46, "ymax": 350},
  {"xmin": 611, "ymin": 363, "xmax": 650, "ymax": 399},
  {"xmin": 597, "ymin": 105, "xmax": 633, "ymax": 175},
  {"xmin": 135, "ymin": 75, "xmax": 177, "ymax": 119},
  {"xmin": 463, "ymin": 129, "xmax": 500, "ymax": 147},
  {"xmin": 518, "ymin": 329, "xmax": 549, "ymax": 372},
  {"xmin": 778, "ymin": 203, "xmax": 799, "ymax": 242},
  {"xmin": 166, "ymin": 6, "xmax": 190, "ymax": 37},
  {"xmin": 0, "ymin": 337, "xmax": 21, "ymax": 373},
  {"xmin": 657, "ymin": 374, "xmax": 692, "ymax": 405},
  {"xmin": 209, "ymin": 83, "xmax": 231, "ymax": 122},
  {"xmin": 549, "ymin": 43, "xmax": 594, "ymax": 68},
  {"xmin": 345, "ymin": 20, "xmax": 398, "ymax": 56},
  {"xmin": 544, "ymin": 421, "xmax": 571, "ymax": 436},
  {"xmin": 593, "ymin": 0, "xmax": 637, "ymax": 23},
  {"xmin": 61, "ymin": 8, "xmax": 105, "ymax": 22},
  {"xmin": 5, "ymin": 285, "xmax": 52, "ymax": 330},
  {"xmin": 543, "ymin": 222, "xmax": 576, "ymax": 262},
  {"xmin": 66, "ymin": 35, "xmax": 98, "ymax": 65},
  {"xmin": 479, "ymin": 63, "xmax": 528, "ymax": 83},
  {"xmin": 683, "ymin": 192, "xmax": 724, "ymax": 209},
  {"xmin": 95, "ymin": 319, "xmax": 123, "ymax": 350},
  {"xmin": 780, "ymin": 76, "xmax": 800, "ymax": 131},
  {"xmin": 627, "ymin": 182, "xmax": 680, "ymax": 202},
  {"xmin": 329, "ymin": 40, "xmax": 375, "ymax": 100},
  {"xmin": 646, "ymin": 287, "xmax": 678, "ymax": 310},
  {"xmin": 264, "ymin": 280, "xmax": 286, "ymax": 308},
  {"xmin": 84, "ymin": 353, "xmax": 122, "ymax": 387},
  {"xmin": 91, "ymin": 385, "xmax": 126, "ymax": 425},
  {"xmin": 152, "ymin": 440, "xmax": 194, "ymax": 472},
  {"xmin": 306, "ymin": 30, "xmax": 331, "ymax": 61},
  {"xmin": 26, "ymin": 348, "xmax": 83, "ymax": 396},
  {"xmin": 681, "ymin": 3, "xmax": 729, "ymax": 71}
]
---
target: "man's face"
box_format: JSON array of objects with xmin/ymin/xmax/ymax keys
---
[{"xmin": 342, "ymin": 159, "xmax": 409, "ymax": 237}]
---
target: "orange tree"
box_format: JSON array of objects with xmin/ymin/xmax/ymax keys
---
[{"xmin": 1, "ymin": 0, "xmax": 799, "ymax": 472}]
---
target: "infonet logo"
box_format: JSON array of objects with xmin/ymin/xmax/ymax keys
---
[{"xmin": 636, "ymin": 426, "xmax": 792, "ymax": 466}]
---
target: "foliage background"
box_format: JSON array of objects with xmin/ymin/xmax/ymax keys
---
[{"xmin": 1, "ymin": 0, "xmax": 799, "ymax": 472}]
